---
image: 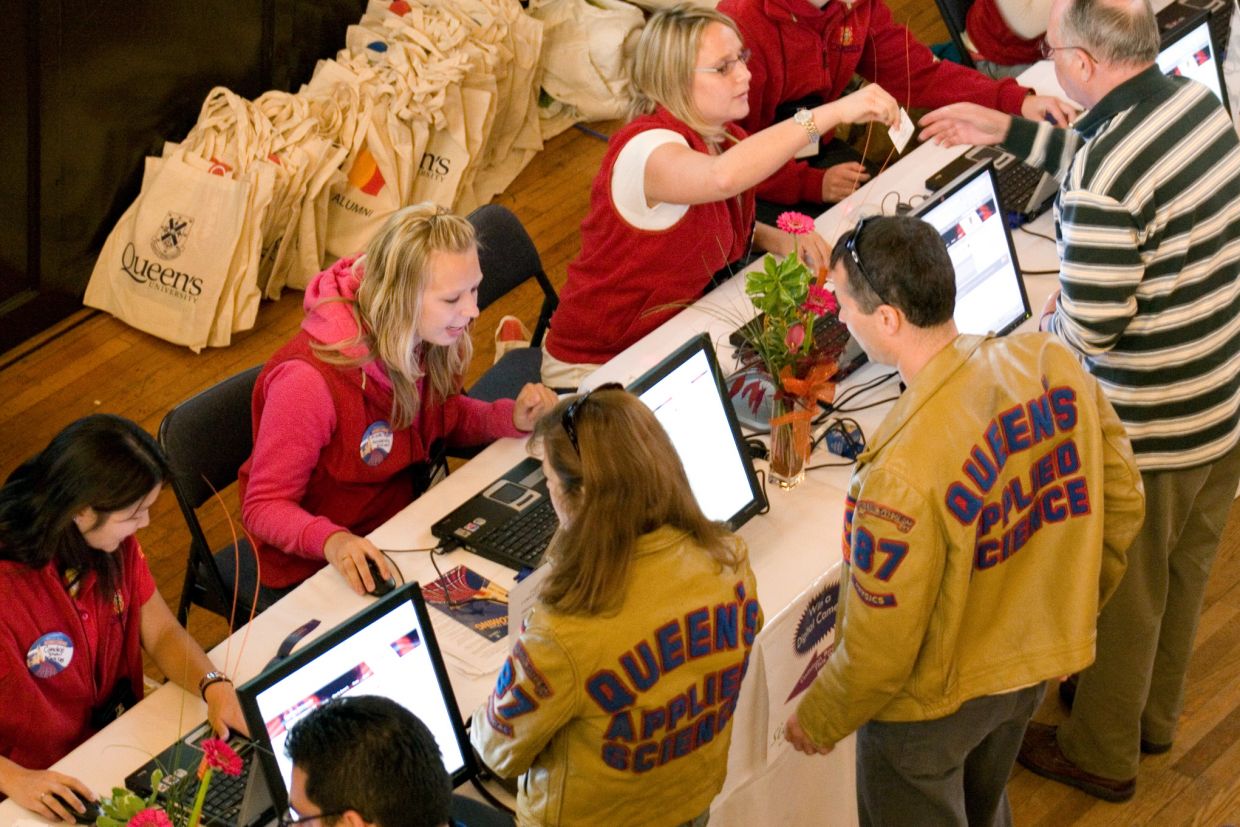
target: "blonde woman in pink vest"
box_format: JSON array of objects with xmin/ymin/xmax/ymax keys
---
[
  {"xmin": 540, "ymin": 3, "xmax": 900, "ymax": 389},
  {"xmin": 240, "ymin": 204, "xmax": 558, "ymax": 595}
]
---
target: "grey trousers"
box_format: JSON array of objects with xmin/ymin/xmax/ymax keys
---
[
  {"xmin": 1059, "ymin": 444, "xmax": 1240, "ymax": 779},
  {"xmin": 855, "ymin": 683, "xmax": 1045, "ymax": 827}
]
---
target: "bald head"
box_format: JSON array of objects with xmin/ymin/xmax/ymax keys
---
[{"xmin": 1053, "ymin": 0, "xmax": 1159, "ymax": 66}]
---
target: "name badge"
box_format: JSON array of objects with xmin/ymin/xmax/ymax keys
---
[
  {"xmin": 360, "ymin": 420, "xmax": 395, "ymax": 467},
  {"xmin": 27, "ymin": 632, "xmax": 74, "ymax": 678}
]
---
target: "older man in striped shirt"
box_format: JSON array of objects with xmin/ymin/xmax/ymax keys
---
[{"xmin": 920, "ymin": 0, "xmax": 1240, "ymax": 804}]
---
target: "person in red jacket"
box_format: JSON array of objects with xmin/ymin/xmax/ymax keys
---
[
  {"xmin": 0, "ymin": 415, "xmax": 247, "ymax": 823},
  {"xmin": 239, "ymin": 204, "xmax": 557, "ymax": 595},
  {"xmin": 716, "ymin": 0, "xmax": 1073, "ymax": 212},
  {"xmin": 966, "ymin": 0, "xmax": 1051, "ymax": 78},
  {"xmin": 541, "ymin": 3, "xmax": 900, "ymax": 388}
]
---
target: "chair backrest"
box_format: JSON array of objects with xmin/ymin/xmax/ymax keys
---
[
  {"xmin": 159, "ymin": 365, "xmax": 262, "ymax": 511},
  {"xmin": 159, "ymin": 365, "xmax": 262, "ymax": 626},
  {"xmin": 468, "ymin": 204, "xmax": 558, "ymax": 346},
  {"xmin": 934, "ymin": 0, "xmax": 977, "ymax": 68}
]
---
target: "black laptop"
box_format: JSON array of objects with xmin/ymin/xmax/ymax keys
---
[
  {"xmin": 914, "ymin": 162, "xmax": 1033, "ymax": 336},
  {"xmin": 431, "ymin": 334, "xmax": 768, "ymax": 569},
  {"xmin": 126, "ymin": 583, "xmax": 474, "ymax": 825},
  {"xmin": 1157, "ymin": 8, "xmax": 1231, "ymax": 113}
]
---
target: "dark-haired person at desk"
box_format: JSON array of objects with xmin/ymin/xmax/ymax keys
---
[
  {"xmin": 240, "ymin": 204, "xmax": 557, "ymax": 597},
  {"xmin": 471, "ymin": 388, "xmax": 762, "ymax": 827},
  {"xmin": 783, "ymin": 217, "xmax": 1144, "ymax": 825},
  {"xmin": 0, "ymin": 415, "xmax": 247, "ymax": 823},
  {"xmin": 715, "ymin": 0, "xmax": 1074, "ymax": 218},
  {"xmin": 539, "ymin": 3, "xmax": 899, "ymax": 389},
  {"xmin": 285, "ymin": 696, "xmax": 511, "ymax": 827}
]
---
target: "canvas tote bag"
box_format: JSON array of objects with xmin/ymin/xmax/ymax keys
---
[{"xmin": 84, "ymin": 152, "xmax": 249, "ymax": 352}]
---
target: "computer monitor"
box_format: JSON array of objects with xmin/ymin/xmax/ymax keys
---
[
  {"xmin": 627, "ymin": 334, "xmax": 767, "ymax": 530},
  {"xmin": 1158, "ymin": 11, "xmax": 1230, "ymax": 112},
  {"xmin": 914, "ymin": 163, "xmax": 1032, "ymax": 337},
  {"xmin": 238, "ymin": 583, "xmax": 474, "ymax": 813}
]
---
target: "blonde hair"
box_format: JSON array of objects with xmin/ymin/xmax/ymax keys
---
[
  {"xmin": 531, "ymin": 389, "xmax": 745, "ymax": 615},
  {"xmin": 314, "ymin": 203, "xmax": 476, "ymax": 429},
  {"xmin": 628, "ymin": 4, "xmax": 743, "ymax": 147}
]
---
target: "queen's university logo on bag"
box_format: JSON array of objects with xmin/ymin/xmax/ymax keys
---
[{"xmin": 152, "ymin": 212, "xmax": 194, "ymax": 260}]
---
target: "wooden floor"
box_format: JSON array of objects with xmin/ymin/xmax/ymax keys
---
[{"xmin": 1, "ymin": 4, "xmax": 1237, "ymax": 824}]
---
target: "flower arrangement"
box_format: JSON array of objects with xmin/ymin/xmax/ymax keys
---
[
  {"xmin": 739, "ymin": 211, "xmax": 840, "ymax": 380},
  {"xmin": 96, "ymin": 736, "xmax": 243, "ymax": 826},
  {"xmin": 736, "ymin": 212, "xmax": 845, "ymax": 487}
]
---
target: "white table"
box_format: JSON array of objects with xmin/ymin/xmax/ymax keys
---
[{"xmin": 0, "ymin": 66, "xmax": 1072, "ymax": 827}]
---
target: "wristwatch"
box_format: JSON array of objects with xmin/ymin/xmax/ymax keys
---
[
  {"xmin": 793, "ymin": 108, "xmax": 821, "ymax": 146},
  {"xmin": 198, "ymin": 670, "xmax": 232, "ymax": 700}
]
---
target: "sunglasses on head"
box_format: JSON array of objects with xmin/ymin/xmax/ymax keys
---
[
  {"xmin": 844, "ymin": 216, "xmax": 890, "ymax": 306},
  {"xmin": 561, "ymin": 383, "xmax": 624, "ymax": 455}
]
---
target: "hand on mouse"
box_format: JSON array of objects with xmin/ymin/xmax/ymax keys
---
[
  {"xmin": 0, "ymin": 763, "xmax": 95, "ymax": 823},
  {"xmin": 323, "ymin": 531, "xmax": 389, "ymax": 595}
]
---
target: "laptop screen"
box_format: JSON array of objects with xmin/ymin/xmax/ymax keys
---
[
  {"xmin": 1158, "ymin": 13, "xmax": 1229, "ymax": 111},
  {"xmin": 238, "ymin": 584, "xmax": 473, "ymax": 811},
  {"xmin": 914, "ymin": 163, "xmax": 1032, "ymax": 336},
  {"xmin": 627, "ymin": 334, "xmax": 766, "ymax": 530}
]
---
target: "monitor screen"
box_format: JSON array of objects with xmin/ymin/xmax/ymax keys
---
[
  {"xmin": 1158, "ymin": 16, "xmax": 1228, "ymax": 110},
  {"xmin": 239, "ymin": 584, "xmax": 473, "ymax": 810},
  {"xmin": 914, "ymin": 163, "xmax": 1032, "ymax": 336},
  {"xmin": 628, "ymin": 335, "xmax": 766, "ymax": 530}
]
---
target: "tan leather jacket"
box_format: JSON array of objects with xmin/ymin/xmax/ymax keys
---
[
  {"xmin": 797, "ymin": 334, "xmax": 1144, "ymax": 746},
  {"xmin": 472, "ymin": 526, "xmax": 761, "ymax": 826}
]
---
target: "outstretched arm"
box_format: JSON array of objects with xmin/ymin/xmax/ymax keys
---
[{"xmin": 645, "ymin": 85, "xmax": 901, "ymax": 206}]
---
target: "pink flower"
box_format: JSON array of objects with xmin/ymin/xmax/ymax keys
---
[
  {"xmin": 129, "ymin": 808, "xmax": 174, "ymax": 827},
  {"xmin": 776, "ymin": 212, "xmax": 815, "ymax": 236},
  {"xmin": 200, "ymin": 737, "xmax": 244, "ymax": 777},
  {"xmin": 785, "ymin": 323, "xmax": 806, "ymax": 351},
  {"xmin": 802, "ymin": 284, "xmax": 839, "ymax": 316}
]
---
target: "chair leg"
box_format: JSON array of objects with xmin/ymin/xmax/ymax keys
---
[{"xmin": 176, "ymin": 562, "xmax": 197, "ymax": 627}]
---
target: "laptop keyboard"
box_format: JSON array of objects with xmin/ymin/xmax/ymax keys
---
[
  {"xmin": 474, "ymin": 499, "xmax": 558, "ymax": 567},
  {"xmin": 138, "ymin": 734, "xmax": 254, "ymax": 826},
  {"xmin": 995, "ymin": 161, "xmax": 1045, "ymax": 215}
]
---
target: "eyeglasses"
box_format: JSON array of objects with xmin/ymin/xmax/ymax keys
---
[
  {"xmin": 695, "ymin": 47, "xmax": 751, "ymax": 77},
  {"xmin": 844, "ymin": 217, "xmax": 889, "ymax": 306},
  {"xmin": 1039, "ymin": 40, "xmax": 1096, "ymax": 62},
  {"xmin": 561, "ymin": 383, "xmax": 623, "ymax": 456},
  {"xmin": 278, "ymin": 809, "xmax": 350, "ymax": 826}
]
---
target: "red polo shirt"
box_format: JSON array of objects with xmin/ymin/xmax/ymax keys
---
[{"xmin": 0, "ymin": 536, "xmax": 153, "ymax": 773}]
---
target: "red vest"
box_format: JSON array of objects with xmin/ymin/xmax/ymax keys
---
[
  {"xmin": 243, "ymin": 334, "xmax": 445, "ymax": 587},
  {"xmin": 966, "ymin": 0, "xmax": 1044, "ymax": 66},
  {"xmin": 545, "ymin": 109, "xmax": 756, "ymax": 365}
]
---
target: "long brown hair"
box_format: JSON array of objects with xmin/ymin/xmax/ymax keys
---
[
  {"xmin": 313, "ymin": 203, "xmax": 476, "ymax": 429},
  {"xmin": 531, "ymin": 388, "xmax": 744, "ymax": 615}
]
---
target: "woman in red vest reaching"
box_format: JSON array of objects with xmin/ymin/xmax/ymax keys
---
[
  {"xmin": 240, "ymin": 204, "xmax": 557, "ymax": 595},
  {"xmin": 539, "ymin": 3, "xmax": 900, "ymax": 389}
]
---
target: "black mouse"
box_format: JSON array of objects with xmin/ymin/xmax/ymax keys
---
[
  {"xmin": 366, "ymin": 558, "xmax": 396, "ymax": 596},
  {"xmin": 47, "ymin": 793, "xmax": 100, "ymax": 825}
]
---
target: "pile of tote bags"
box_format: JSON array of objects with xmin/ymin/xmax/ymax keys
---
[{"xmin": 84, "ymin": 0, "xmax": 547, "ymax": 351}]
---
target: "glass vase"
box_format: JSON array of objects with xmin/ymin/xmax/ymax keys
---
[{"xmin": 769, "ymin": 397, "xmax": 807, "ymax": 489}]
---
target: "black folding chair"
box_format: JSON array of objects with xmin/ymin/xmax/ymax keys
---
[
  {"xmin": 934, "ymin": 0, "xmax": 978, "ymax": 68},
  {"xmin": 465, "ymin": 204, "xmax": 559, "ymax": 403},
  {"xmin": 159, "ymin": 365, "xmax": 285, "ymax": 629}
]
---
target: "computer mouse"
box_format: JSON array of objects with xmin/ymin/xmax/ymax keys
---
[
  {"xmin": 366, "ymin": 558, "xmax": 396, "ymax": 596},
  {"xmin": 47, "ymin": 793, "xmax": 100, "ymax": 825}
]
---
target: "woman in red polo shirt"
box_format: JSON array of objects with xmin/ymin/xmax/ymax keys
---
[{"xmin": 0, "ymin": 415, "xmax": 247, "ymax": 823}]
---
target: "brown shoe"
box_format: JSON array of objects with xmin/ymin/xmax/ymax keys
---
[{"xmin": 1018, "ymin": 721, "xmax": 1136, "ymax": 803}]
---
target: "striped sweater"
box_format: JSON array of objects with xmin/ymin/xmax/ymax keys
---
[{"xmin": 1003, "ymin": 65, "xmax": 1240, "ymax": 471}]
